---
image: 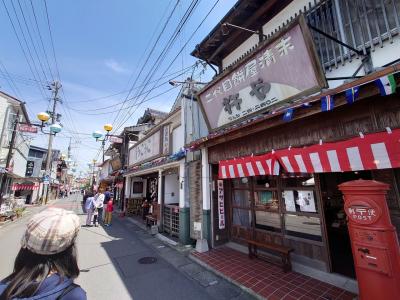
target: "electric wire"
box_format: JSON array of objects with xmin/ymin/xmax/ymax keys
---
[
  {"xmin": 113, "ymin": 0, "xmax": 215, "ymax": 133},
  {"xmin": 110, "ymin": 0, "xmax": 181, "ymax": 129},
  {"xmin": 112, "ymin": 0, "xmax": 200, "ymax": 132},
  {"xmin": 1, "ymin": 0, "xmax": 48, "ymax": 100}
]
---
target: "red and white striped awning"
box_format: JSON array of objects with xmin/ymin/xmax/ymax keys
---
[
  {"xmin": 219, "ymin": 153, "xmax": 280, "ymax": 179},
  {"xmin": 277, "ymin": 129, "xmax": 400, "ymax": 173},
  {"xmin": 12, "ymin": 184, "xmax": 39, "ymax": 191},
  {"xmin": 218, "ymin": 129, "xmax": 400, "ymax": 179}
]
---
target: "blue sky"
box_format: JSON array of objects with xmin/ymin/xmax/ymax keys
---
[{"xmin": 0, "ymin": 0, "xmax": 236, "ymax": 175}]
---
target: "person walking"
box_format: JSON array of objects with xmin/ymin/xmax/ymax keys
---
[
  {"xmin": 94, "ymin": 190, "xmax": 105, "ymax": 225},
  {"xmin": 85, "ymin": 193, "xmax": 95, "ymax": 226},
  {"xmin": 0, "ymin": 208, "xmax": 87, "ymax": 300},
  {"xmin": 104, "ymin": 197, "xmax": 114, "ymax": 226}
]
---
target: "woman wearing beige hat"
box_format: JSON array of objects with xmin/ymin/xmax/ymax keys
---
[{"xmin": 0, "ymin": 208, "xmax": 86, "ymax": 300}]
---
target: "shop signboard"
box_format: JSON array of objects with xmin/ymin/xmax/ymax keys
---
[
  {"xmin": 217, "ymin": 180, "xmax": 225, "ymax": 229},
  {"xmin": 129, "ymin": 130, "xmax": 161, "ymax": 165},
  {"xmin": 162, "ymin": 124, "xmax": 170, "ymax": 154},
  {"xmin": 197, "ymin": 15, "xmax": 326, "ymax": 131},
  {"xmin": 18, "ymin": 124, "xmax": 38, "ymax": 133},
  {"xmin": 110, "ymin": 136, "xmax": 123, "ymax": 144}
]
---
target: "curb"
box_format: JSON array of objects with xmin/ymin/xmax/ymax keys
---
[{"xmin": 189, "ymin": 253, "xmax": 263, "ymax": 300}]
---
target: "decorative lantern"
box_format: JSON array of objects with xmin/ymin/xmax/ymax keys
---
[
  {"xmin": 37, "ymin": 112, "xmax": 50, "ymax": 122},
  {"xmin": 104, "ymin": 124, "xmax": 113, "ymax": 132},
  {"xmin": 49, "ymin": 123, "xmax": 62, "ymax": 134},
  {"xmin": 92, "ymin": 131, "xmax": 103, "ymax": 139}
]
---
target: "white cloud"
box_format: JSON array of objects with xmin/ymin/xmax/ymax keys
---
[{"xmin": 104, "ymin": 58, "xmax": 130, "ymax": 74}]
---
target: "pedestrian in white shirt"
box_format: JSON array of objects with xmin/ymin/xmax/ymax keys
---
[{"xmin": 93, "ymin": 190, "xmax": 105, "ymax": 225}]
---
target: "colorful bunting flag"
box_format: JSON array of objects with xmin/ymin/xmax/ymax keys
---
[
  {"xmin": 375, "ymin": 74, "xmax": 396, "ymax": 96},
  {"xmin": 321, "ymin": 95, "xmax": 334, "ymax": 112},
  {"xmin": 345, "ymin": 86, "xmax": 359, "ymax": 104},
  {"xmin": 283, "ymin": 108, "xmax": 294, "ymax": 121}
]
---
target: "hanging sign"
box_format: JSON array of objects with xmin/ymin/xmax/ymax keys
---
[
  {"xmin": 18, "ymin": 124, "xmax": 38, "ymax": 133},
  {"xmin": 198, "ymin": 15, "xmax": 326, "ymax": 131},
  {"xmin": 110, "ymin": 136, "xmax": 123, "ymax": 144},
  {"xmin": 217, "ymin": 180, "xmax": 225, "ymax": 229}
]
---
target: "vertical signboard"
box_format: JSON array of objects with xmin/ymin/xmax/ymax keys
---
[
  {"xmin": 163, "ymin": 124, "xmax": 170, "ymax": 154},
  {"xmin": 217, "ymin": 180, "xmax": 225, "ymax": 229}
]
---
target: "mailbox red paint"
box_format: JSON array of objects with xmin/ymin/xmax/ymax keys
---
[{"xmin": 338, "ymin": 179, "xmax": 400, "ymax": 299}]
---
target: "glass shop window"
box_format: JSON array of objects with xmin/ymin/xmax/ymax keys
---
[
  {"xmin": 284, "ymin": 214, "xmax": 322, "ymax": 242},
  {"xmin": 232, "ymin": 189, "xmax": 251, "ymax": 208},
  {"xmin": 281, "ymin": 175, "xmax": 322, "ymax": 241},
  {"xmin": 254, "ymin": 176, "xmax": 280, "ymax": 232},
  {"xmin": 232, "ymin": 208, "xmax": 252, "ymax": 227}
]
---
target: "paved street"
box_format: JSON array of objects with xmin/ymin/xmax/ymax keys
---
[{"xmin": 0, "ymin": 195, "xmax": 254, "ymax": 300}]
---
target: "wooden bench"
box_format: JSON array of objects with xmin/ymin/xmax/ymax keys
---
[{"xmin": 247, "ymin": 239, "xmax": 294, "ymax": 272}]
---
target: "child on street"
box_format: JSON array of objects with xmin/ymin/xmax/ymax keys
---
[{"xmin": 104, "ymin": 197, "xmax": 114, "ymax": 226}]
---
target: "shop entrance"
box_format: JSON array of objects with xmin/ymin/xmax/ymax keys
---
[{"xmin": 320, "ymin": 171, "xmax": 372, "ymax": 278}]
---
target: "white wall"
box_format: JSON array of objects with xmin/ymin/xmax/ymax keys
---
[
  {"xmin": 222, "ymin": 34, "xmax": 259, "ymax": 70},
  {"xmin": 164, "ymin": 173, "xmax": 179, "ymax": 204},
  {"xmin": 172, "ymin": 125, "xmax": 183, "ymax": 153},
  {"xmin": 220, "ymin": 0, "xmax": 400, "ymax": 89}
]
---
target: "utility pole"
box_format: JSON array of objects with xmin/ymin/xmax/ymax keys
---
[
  {"xmin": 0, "ymin": 111, "xmax": 20, "ymax": 205},
  {"xmin": 44, "ymin": 81, "xmax": 61, "ymax": 204}
]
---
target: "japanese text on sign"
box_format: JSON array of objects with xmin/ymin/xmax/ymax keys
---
[
  {"xmin": 217, "ymin": 180, "xmax": 225, "ymax": 229},
  {"xmin": 198, "ymin": 17, "xmax": 326, "ymax": 131},
  {"xmin": 347, "ymin": 206, "xmax": 378, "ymax": 223}
]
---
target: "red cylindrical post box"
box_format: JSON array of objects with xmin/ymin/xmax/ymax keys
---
[{"xmin": 338, "ymin": 179, "xmax": 400, "ymax": 300}]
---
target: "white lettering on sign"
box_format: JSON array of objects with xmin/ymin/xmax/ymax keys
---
[
  {"xmin": 217, "ymin": 180, "xmax": 225, "ymax": 229},
  {"xmin": 347, "ymin": 206, "xmax": 378, "ymax": 223},
  {"xmin": 18, "ymin": 124, "xmax": 38, "ymax": 133}
]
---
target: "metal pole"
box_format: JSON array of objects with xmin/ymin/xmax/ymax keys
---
[
  {"xmin": 44, "ymin": 81, "xmax": 61, "ymax": 204},
  {"xmin": 0, "ymin": 111, "xmax": 20, "ymax": 205}
]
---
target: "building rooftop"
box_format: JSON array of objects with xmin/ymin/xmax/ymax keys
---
[{"xmin": 191, "ymin": 0, "xmax": 292, "ymax": 67}]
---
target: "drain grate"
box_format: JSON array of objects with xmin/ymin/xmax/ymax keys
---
[{"xmin": 138, "ymin": 257, "xmax": 157, "ymax": 264}]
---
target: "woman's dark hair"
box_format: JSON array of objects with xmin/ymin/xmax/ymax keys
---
[{"xmin": 0, "ymin": 244, "xmax": 79, "ymax": 300}]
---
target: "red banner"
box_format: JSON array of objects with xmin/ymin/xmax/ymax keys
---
[{"xmin": 219, "ymin": 129, "xmax": 400, "ymax": 178}]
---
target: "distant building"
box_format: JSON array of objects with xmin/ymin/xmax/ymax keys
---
[{"xmin": 0, "ymin": 91, "xmax": 31, "ymax": 204}]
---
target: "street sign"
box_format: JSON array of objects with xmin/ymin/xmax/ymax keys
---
[
  {"xmin": 18, "ymin": 124, "xmax": 38, "ymax": 133},
  {"xmin": 42, "ymin": 175, "xmax": 50, "ymax": 184},
  {"xmin": 110, "ymin": 136, "xmax": 123, "ymax": 144}
]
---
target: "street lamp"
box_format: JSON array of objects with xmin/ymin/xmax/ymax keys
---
[{"xmin": 92, "ymin": 123, "xmax": 121, "ymax": 162}]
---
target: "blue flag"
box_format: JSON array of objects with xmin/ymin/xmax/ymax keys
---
[
  {"xmin": 345, "ymin": 87, "xmax": 359, "ymax": 104},
  {"xmin": 283, "ymin": 108, "xmax": 294, "ymax": 121},
  {"xmin": 321, "ymin": 95, "xmax": 334, "ymax": 112}
]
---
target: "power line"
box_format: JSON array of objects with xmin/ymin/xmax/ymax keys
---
[
  {"xmin": 110, "ymin": 0, "xmax": 181, "ymax": 129},
  {"xmin": 64, "ymin": 67, "xmax": 191, "ymax": 112},
  {"xmin": 112, "ymin": 0, "xmax": 200, "ymax": 132},
  {"xmin": 65, "ymin": 64, "xmax": 194, "ymax": 105},
  {"xmin": 29, "ymin": 0, "xmax": 56, "ymax": 81},
  {"xmin": 68, "ymin": 85, "xmax": 178, "ymax": 116},
  {"xmin": 1, "ymin": 0, "xmax": 48, "ymax": 99},
  {"xmin": 16, "ymin": 0, "xmax": 50, "ymax": 84},
  {"xmin": 112, "ymin": 0, "xmax": 205, "ymax": 130}
]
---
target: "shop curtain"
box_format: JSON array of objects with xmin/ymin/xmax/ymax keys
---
[
  {"xmin": 219, "ymin": 153, "xmax": 280, "ymax": 179},
  {"xmin": 218, "ymin": 129, "xmax": 400, "ymax": 178},
  {"xmin": 277, "ymin": 129, "xmax": 400, "ymax": 173}
]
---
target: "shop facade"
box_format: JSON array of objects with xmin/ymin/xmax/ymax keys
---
[
  {"xmin": 188, "ymin": 0, "xmax": 400, "ymax": 289},
  {"xmin": 124, "ymin": 107, "xmax": 188, "ymax": 242}
]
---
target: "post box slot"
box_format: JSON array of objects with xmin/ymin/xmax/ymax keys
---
[{"xmin": 354, "ymin": 243, "xmax": 391, "ymax": 276}]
